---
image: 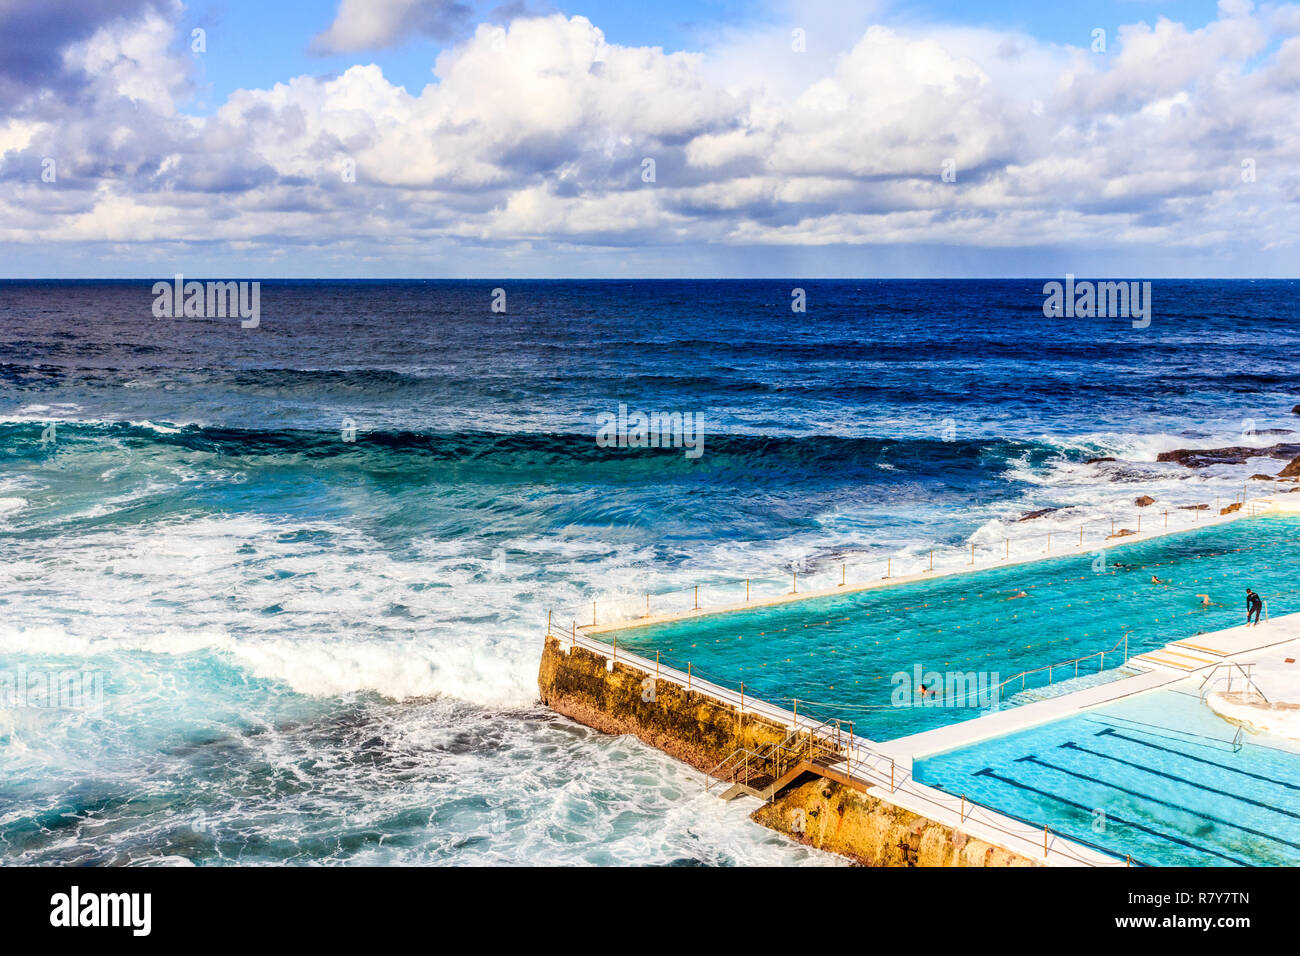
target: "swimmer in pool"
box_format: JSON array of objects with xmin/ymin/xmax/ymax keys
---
[
  {"xmin": 1005, "ymin": 590, "xmax": 1028, "ymax": 600},
  {"xmin": 1151, "ymin": 574, "xmax": 1164, "ymax": 585},
  {"xmin": 1197, "ymin": 593, "xmax": 1211, "ymax": 607}
]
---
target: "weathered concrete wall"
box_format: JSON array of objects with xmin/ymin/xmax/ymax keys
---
[
  {"xmin": 538, "ymin": 634, "xmax": 1039, "ymax": 866},
  {"xmin": 753, "ymin": 778, "xmax": 1039, "ymax": 867},
  {"xmin": 537, "ymin": 634, "xmax": 788, "ymax": 773}
]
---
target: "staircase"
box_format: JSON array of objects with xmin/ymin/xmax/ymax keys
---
[
  {"xmin": 706, "ymin": 719, "xmax": 868, "ymax": 803},
  {"xmin": 1130, "ymin": 644, "xmax": 1221, "ymax": 673}
]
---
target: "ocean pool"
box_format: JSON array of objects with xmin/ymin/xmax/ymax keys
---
[{"xmin": 599, "ymin": 514, "xmax": 1300, "ymax": 740}]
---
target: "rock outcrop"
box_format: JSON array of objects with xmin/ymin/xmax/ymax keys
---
[
  {"xmin": 1158, "ymin": 443, "xmax": 1300, "ymax": 468},
  {"xmin": 1135, "ymin": 495, "xmax": 1155, "ymax": 507}
]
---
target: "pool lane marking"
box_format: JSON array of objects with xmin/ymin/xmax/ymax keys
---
[
  {"xmin": 1084, "ymin": 713, "xmax": 1254, "ymax": 752},
  {"xmin": 1094, "ymin": 727, "xmax": 1300, "ymax": 790},
  {"xmin": 1058, "ymin": 741, "xmax": 1300, "ymax": 819},
  {"xmin": 1013, "ymin": 755, "xmax": 1300, "ymax": 852},
  {"xmin": 972, "ymin": 767, "xmax": 1246, "ymax": 866}
]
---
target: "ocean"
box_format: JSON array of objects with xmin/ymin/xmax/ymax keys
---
[{"xmin": 2, "ymin": 278, "xmax": 1298, "ymax": 865}]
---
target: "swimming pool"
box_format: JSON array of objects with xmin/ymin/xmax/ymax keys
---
[
  {"xmin": 913, "ymin": 687, "xmax": 1300, "ymax": 866},
  {"xmin": 599, "ymin": 514, "xmax": 1300, "ymax": 740}
]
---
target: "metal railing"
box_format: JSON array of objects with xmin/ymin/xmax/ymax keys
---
[
  {"xmin": 556, "ymin": 493, "xmax": 1279, "ymax": 632},
  {"xmin": 995, "ymin": 631, "xmax": 1134, "ymax": 700},
  {"xmin": 551, "ymin": 623, "xmax": 1131, "ymax": 866},
  {"xmin": 704, "ymin": 716, "xmax": 851, "ymax": 796}
]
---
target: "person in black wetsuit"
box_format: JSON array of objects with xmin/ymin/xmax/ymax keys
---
[{"xmin": 1246, "ymin": 589, "xmax": 1263, "ymax": 626}]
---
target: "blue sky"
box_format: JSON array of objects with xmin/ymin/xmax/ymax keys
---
[
  {"xmin": 0, "ymin": 0, "xmax": 1296, "ymax": 277},
  {"xmin": 180, "ymin": 0, "xmax": 1227, "ymax": 108}
]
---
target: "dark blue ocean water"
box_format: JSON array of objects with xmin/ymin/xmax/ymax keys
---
[{"xmin": 2, "ymin": 279, "xmax": 1298, "ymax": 865}]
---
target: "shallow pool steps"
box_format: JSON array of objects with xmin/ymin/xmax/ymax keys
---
[{"xmin": 1130, "ymin": 647, "xmax": 1220, "ymax": 673}]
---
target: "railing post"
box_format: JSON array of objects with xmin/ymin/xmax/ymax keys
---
[
  {"xmin": 970, "ymin": 542, "xmax": 974, "ymax": 565},
  {"xmin": 929, "ymin": 549, "xmax": 934, "ymax": 571},
  {"xmin": 745, "ymin": 578, "xmax": 750, "ymax": 602},
  {"xmin": 841, "ymin": 563, "xmax": 846, "ymax": 587},
  {"xmin": 547, "ymin": 609, "xmax": 552, "ymax": 633},
  {"xmin": 688, "ymin": 661, "xmax": 692, "ymax": 691},
  {"xmin": 645, "ymin": 593, "xmax": 650, "ymax": 617},
  {"xmin": 693, "ymin": 585, "xmax": 699, "ymax": 610},
  {"xmin": 792, "ymin": 570, "xmax": 797, "ymax": 594}
]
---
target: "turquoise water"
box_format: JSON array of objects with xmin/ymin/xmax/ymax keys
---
[
  {"xmin": 602, "ymin": 515, "xmax": 1300, "ymax": 740},
  {"xmin": 913, "ymin": 688, "xmax": 1300, "ymax": 866}
]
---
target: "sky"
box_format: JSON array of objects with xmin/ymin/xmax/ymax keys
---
[{"xmin": 0, "ymin": 0, "xmax": 1296, "ymax": 277}]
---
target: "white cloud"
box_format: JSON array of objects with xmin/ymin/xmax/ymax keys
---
[{"xmin": 2, "ymin": 3, "xmax": 1300, "ymax": 273}]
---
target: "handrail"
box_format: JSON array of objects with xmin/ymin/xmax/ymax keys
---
[
  {"xmin": 993, "ymin": 630, "xmax": 1134, "ymax": 699},
  {"xmin": 704, "ymin": 715, "xmax": 855, "ymax": 795},
  {"xmin": 1199, "ymin": 661, "xmax": 1270, "ymax": 704}
]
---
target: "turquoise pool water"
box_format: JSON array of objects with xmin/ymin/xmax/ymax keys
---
[
  {"xmin": 913, "ymin": 688, "xmax": 1300, "ymax": 866},
  {"xmin": 602, "ymin": 515, "xmax": 1300, "ymax": 740}
]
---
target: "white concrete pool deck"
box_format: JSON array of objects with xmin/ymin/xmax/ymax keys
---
[{"xmin": 877, "ymin": 613, "xmax": 1300, "ymax": 772}]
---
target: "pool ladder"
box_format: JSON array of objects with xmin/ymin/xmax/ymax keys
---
[{"xmin": 1198, "ymin": 661, "xmax": 1269, "ymax": 704}]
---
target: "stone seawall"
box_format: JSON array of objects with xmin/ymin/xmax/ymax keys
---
[
  {"xmin": 537, "ymin": 634, "xmax": 788, "ymax": 772},
  {"xmin": 754, "ymin": 779, "xmax": 1038, "ymax": 867},
  {"xmin": 537, "ymin": 634, "xmax": 1039, "ymax": 866}
]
